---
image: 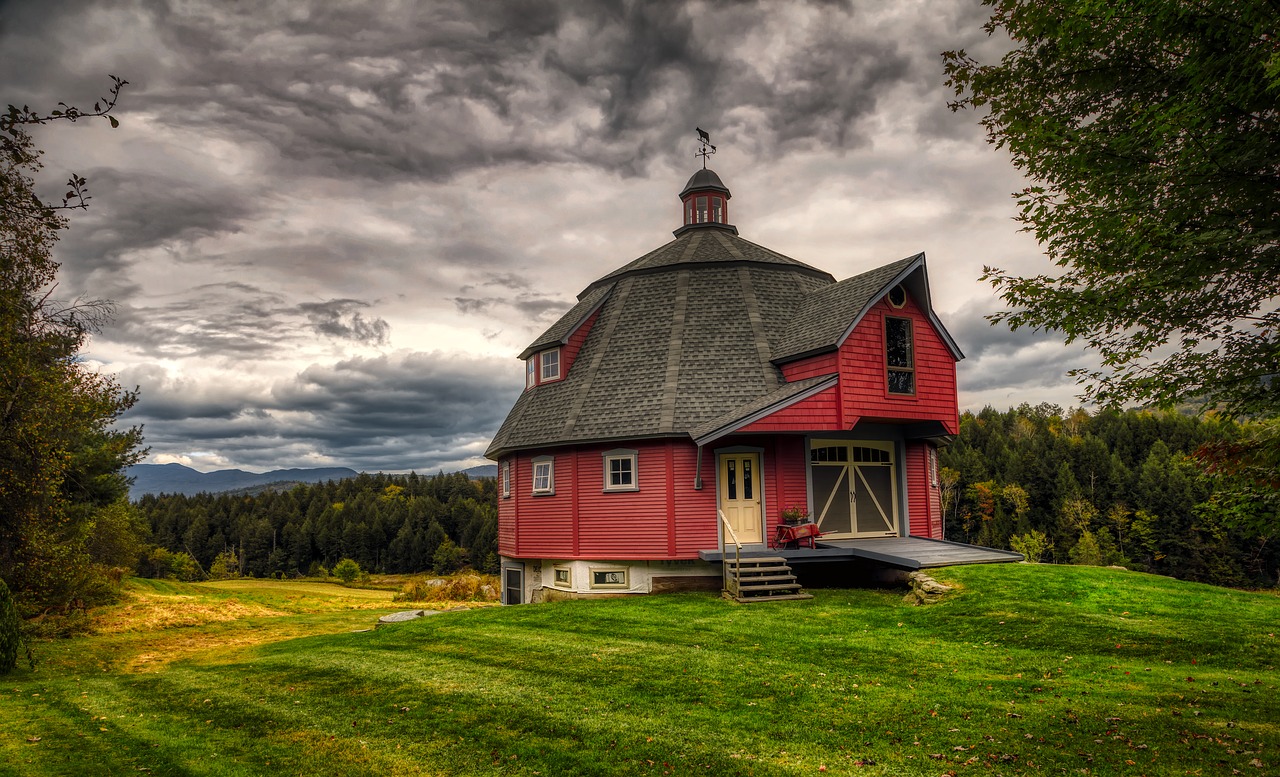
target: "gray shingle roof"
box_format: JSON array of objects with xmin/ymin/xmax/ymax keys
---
[
  {"xmin": 689, "ymin": 374, "xmax": 838, "ymax": 444},
  {"xmin": 485, "ymin": 236, "xmax": 958, "ymax": 458},
  {"xmin": 772, "ymin": 253, "xmax": 922, "ymax": 362}
]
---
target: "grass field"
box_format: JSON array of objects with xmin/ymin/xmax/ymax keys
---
[{"xmin": 1, "ymin": 565, "xmax": 1276, "ymax": 776}]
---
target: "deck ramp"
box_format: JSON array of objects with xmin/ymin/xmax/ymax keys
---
[{"xmin": 813, "ymin": 537, "xmax": 1022, "ymax": 569}]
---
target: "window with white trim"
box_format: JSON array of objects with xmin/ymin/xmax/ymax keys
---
[
  {"xmin": 929, "ymin": 446, "xmax": 939, "ymax": 487},
  {"xmin": 590, "ymin": 566, "xmax": 628, "ymax": 589},
  {"xmin": 602, "ymin": 449, "xmax": 638, "ymax": 492},
  {"xmin": 540, "ymin": 348, "xmax": 561, "ymax": 381},
  {"xmin": 501, "ymin": 461, "xmax": 511, "ymax": 498},
  {"xmin": 525, "ymin": 357, "xmax": 537, "ymax": 388},
  {"xmin": 531, "ymin": 456, "xmax": 555, "ymax": 495}
]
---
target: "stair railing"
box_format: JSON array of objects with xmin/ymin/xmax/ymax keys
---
[{"xmin": 718, "ymin": 509, "xmax": 742, "ymax": 597}]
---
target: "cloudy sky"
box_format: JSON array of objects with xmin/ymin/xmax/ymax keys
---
[{"xmin": 3, "ymin": 0, "xmax": 1093, "ymax": 474}]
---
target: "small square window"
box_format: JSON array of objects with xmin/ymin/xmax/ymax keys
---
[
  {"xmin": 602, "ymin": 449, "xmax": 638, "ymax": 492},
  {"xmin": 532, "ymin": 456, "xmax": 554, "ymax": 495},
  {"xmin": 590, "ymin": 567, "xmax": 628, "ymax": 589},
  {"xmin": 553, "ymin": 566, "xmax": 572, "ymax": 588},
  {"xmin": 540, "ymin": 348, "xmax": 560, "ymax": 381}
]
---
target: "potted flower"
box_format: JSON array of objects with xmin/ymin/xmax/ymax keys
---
[{"xmin": 780, "ymin": 505, "xmax": 810, "ymax": 526}]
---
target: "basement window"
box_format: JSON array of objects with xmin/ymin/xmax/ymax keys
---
[
  {"xmin": 532, "ymin": 456, "xmax": 555, "ymax": 495},
  {"xmin": 590, "ymin": 566, "xmax": 628, "ymax": 589},
  {"xmin": 885, "ymin": 316, "xmax": 915, "ymax": 395},
  {"xmin": 553, "ymin": 565, "xmax": 572, "ymax": 588},
  {"xmin": 602, "ymin": 449, "xmax": 638, "ymax": 492}
]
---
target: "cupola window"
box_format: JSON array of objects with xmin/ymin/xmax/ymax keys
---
[{"xmin": 696, "ymin": 196, "xmax": 708, "ymax": 223}]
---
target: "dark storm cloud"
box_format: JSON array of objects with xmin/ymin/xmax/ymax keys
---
[
  {"xmin": 299, "ymin": 299, "xmax": 390, "ymax": 345},
  {"xmin": 122, "ymin": 352, "xmax": 521, "ymax": 471},
  {"xmin": 2, "ymin": 1, "xmax": 990, "ymax": 184},
  {"xmin": 109, "ymin": 287, "xmax": 392, "ymax": 357}
]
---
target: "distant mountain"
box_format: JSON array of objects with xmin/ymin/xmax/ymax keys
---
[
  {"xmin": 127, "ymin": 463, "xmax": 359, "ymax": 497},
  {"xmin": 462, "ymin": 464, "xmax": 497, "ymax": 479}
]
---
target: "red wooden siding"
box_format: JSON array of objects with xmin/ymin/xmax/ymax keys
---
[
  {"xmin": 561, "ymin": 308, "xmax": 600, "ymax": 378},
  {"xmin": 735, "ymin": 387, "xmax": 840, "ymax": 433},
  {"xmin": 500, "ymin": 436, "xmax": 819, "ymax": 560},
  {"xmin": 904, "ymin": 441, "xmax": 942, "ymax": 539},
  {"xmin": 780, "ymin": 352, "xmax": 838, "ymax": 382},
  {"xmin": 838, "ymin": 294, "xmax": 959, "ymax": 435}
]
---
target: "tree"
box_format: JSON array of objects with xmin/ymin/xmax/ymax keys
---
[
  {"xmin": 332, "ymin": 558, "xmax": 362, "ymax": 584},
  {"xmin": 1, "ymin": 77, "xmax": 144, "ymax": 615},
  {"xmin": 944, "ymin": 1, "xmax": 1280, "ymax": 416}
]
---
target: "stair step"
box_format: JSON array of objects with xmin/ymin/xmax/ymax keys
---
[
  {"xmin": 734, "ymin": 566, "xmax": 793, "ymax": 576},
  {"xmin": 735, "ymin": 582, "xmax": 804, "ymax": 593},
  {"xmin": 726, "ymin": 556, "xmax": 787, "ymax": 567},
  {"xmin": 734, "ymin": 573, "xmax": 797, "ymax": 584}
]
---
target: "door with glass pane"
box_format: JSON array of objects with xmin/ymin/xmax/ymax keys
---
[
  {"xmin": 809, "ymin": 440, "xmax": 898, "ymax": 538},
  {"xmin": 719, "ymin": 452, "xmax": 763, "ymax": 545}
]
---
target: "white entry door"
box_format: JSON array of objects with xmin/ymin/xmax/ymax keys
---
[{"xmin": 719, "ymin": 452, "xmax": 763, "ymax": 546}]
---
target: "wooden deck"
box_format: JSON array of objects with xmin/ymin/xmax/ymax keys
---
[{"xmin": 699, "ymin": 536, "xmax": 1022, "ymax": 569}]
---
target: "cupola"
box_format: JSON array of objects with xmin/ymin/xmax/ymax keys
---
[{"xmin": 674, "ymin": 167, "xmax": 736, "ymax": 236}]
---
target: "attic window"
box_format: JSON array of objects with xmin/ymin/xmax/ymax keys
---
[
  {"xmin": 888, "ymin": 284, "xmax": 907, "ymax": 308},
  {"xmin": 885, "ymin": 316, "xmax": 915, "ymax": 395},
  {"xmin": 526, "ymin": 358, "xmax": 537, "ymax": 388},
  {"xmin": 540, "ymin": 348, "xmax": 561, "ymax": 381}
]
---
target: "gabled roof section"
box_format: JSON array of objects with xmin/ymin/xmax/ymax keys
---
[
  {"xmin": 518, "ymin": 283, "xmax": 613, "ymax": 360},
  {"xmin": 772, "ymin": 253, "xmax": 964, "ymax": 363},
  {"xmin": 584, "ymin": 228, "xmax": 833, "ymax": 294},
  {"xmin": 690, "ymin": 374, "xmax": 838, "ymax": 445}
]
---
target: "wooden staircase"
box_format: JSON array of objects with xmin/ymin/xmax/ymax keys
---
[{"xmin": 724, "ymin": 556, "xmax": 813, "ymax": 603}]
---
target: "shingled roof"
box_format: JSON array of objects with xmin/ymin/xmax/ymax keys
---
[{"xmin": 485, "ymin": 181, "xmax": 960, "ymax": 459}]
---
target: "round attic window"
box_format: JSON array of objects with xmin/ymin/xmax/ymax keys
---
[{"xmin": 888, "ymin": 284, "xmax": 907, "ymax": 308}]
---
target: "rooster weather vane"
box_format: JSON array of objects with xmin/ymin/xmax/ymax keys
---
[{"xmin": 695, "ymin": 127, "xmax": 716, "ymax": 168}]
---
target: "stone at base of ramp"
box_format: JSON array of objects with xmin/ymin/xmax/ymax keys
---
[
  {"xmin": 377, "ymin": 609, "xmax": 437, "ymax": 626},
  {"xmin": 903, "ymin": 571, "xmax": 954, "ymax": 606}
]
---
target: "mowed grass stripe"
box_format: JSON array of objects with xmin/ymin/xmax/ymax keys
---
[{"xmin": 2, "ymin": 564, "xmax": 1277, "ymax": 775}]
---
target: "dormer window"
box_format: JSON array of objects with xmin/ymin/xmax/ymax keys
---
[
  {"xmin": 540, "ymin": 348, "xmax": 561, "ymax": 381},
  {"xmin": 526, "ymin": 357, "xmax": 537, "ymax": 389}
]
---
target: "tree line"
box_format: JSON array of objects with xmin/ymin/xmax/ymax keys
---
[
  {"xmin": 940, "ymin": 405, "xmax": 1277, "ymax": 588},
  {"xmin": 135, "ymin": 472, "xmax": 499, "ymax": 580}
]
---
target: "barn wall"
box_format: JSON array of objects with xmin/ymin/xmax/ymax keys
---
[
  {"xmin": 904, "ymin": 441, "xmax": 943, "ymax": 539},
  {"xmin": 780, "ymin": 351, "xmax": 839, "ymax": 382},
  {"xmin": 839, "ymin": 294, "xmax": 959, "ymax": 435},
  {"xmin": 735, "ymin": 387, "xmax": 841, "ymax": 433}
]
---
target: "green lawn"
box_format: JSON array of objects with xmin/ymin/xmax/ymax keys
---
[{"xmin": 2, "ymin": 565, "xmax": 1276, "ymax": 775}]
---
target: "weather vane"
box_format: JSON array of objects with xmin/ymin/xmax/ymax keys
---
[{"xmin": 695, "ymin": 127, "xmax": 716, "ymax": 168}]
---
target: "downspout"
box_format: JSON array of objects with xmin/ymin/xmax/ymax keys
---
[{"xmin": 694, "ymin": 443, "xmax": 704, "ymax": 490}]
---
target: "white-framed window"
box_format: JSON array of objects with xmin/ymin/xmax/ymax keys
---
[
  {"xmin": 531, "ymin": 455, "xmax": 555, "ymax": 495},
  {"xmin": 553, "ymin": 565, "xmax": 572, "ymax": 588},
  {"xmin": 526, "ymin": 357, "xmax": 537, "ymax": 388},
  {"xmin": 540, "ymin": 348, "xmax": 561, "ymax": 381},
  {"xmin": 602, "ymin": 449, "xmax": 638, "ymax": 492},
  {"xmin": 501, "ymin": 461, "xmax": 511, "ymax": 498},
  {"xmin": 885, "ymin": 316, "xmax": 915, "ymax": 395},
  {"xmin": 589, "ymin": 566, "xmax": 628, "ymax": 589},
  {"xmin": 928, "ymin": 446, "xmax": 939, "ymax": 488}
]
